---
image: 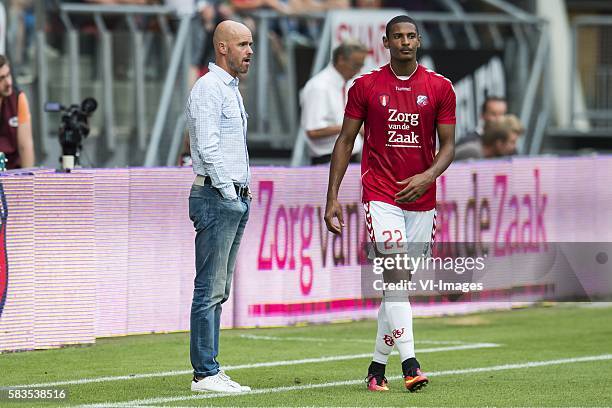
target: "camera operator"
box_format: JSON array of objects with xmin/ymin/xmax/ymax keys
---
[{"xmin": 0, "ymin": 54, "xmax": 34, "ymax": 169}]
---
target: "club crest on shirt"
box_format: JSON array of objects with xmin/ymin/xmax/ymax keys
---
[
  {"xmin": 416, "ymin": 95, "xmax": 429, "ymax": 107},
  {"xmin": 378, "ymin": 94, "xmax": 390, "ymax": 107},
  {"xmin": 8, "ymin": 117, "xmax": 18, "ymax": 128}
]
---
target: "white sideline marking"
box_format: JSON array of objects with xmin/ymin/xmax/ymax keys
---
[
  {"xmin": 238, "ymin": 335, "xmax": 466, "ymax": 345},
  {"xmin": 13, "ymin": 343, "xmax": 499, "ymax": 389},
  {"xmin": 75, "ymin": 354, "xmax": 612, "ymax": 408}
]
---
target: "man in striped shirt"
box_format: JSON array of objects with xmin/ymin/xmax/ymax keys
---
[{"xmin": 185, "ymin": 20, "xmax": 253, "ymax": 394}]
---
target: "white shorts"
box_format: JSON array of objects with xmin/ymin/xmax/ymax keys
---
[{"xmin": 364, "ymin": 201, "xmax": 436, "ymax": 257}]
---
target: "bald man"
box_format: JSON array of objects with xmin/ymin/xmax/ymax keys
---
[{"xmin": 185, "ymin": 20, "xmax": 253, "ymax": 393}]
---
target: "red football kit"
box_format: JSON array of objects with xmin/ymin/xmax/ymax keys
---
[{"xmin": 345, "ymin": 63, "xmax": 456, "ymax": 211}]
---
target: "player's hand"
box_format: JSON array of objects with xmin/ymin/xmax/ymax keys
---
[
  {"xmin": 395, "ymin": 172, "xmax": 435, "ymax": 203},
  {"xmin": 324, "ymin": 198, "xmax": 344, "ymax": 235}
]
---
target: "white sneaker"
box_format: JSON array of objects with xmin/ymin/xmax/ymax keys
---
[
  {"xmin": 219, "ymin": 370, "xmax": 251, "ymax": 392},
  {"xmin": 191, "ymin": 371, "xmax": 251, "ymax": 393}
]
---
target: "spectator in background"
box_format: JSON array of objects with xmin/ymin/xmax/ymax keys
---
[
  {"xmin": 188, "ymin": 1, "xmax": 236, "ymax": 87},
  {"xmin": 0, "ymin": 54, "xmax": 34, "ymax": 169},
  {"xmin": 293, "ymin": 0, "xmax": 349, "ymax": 12},
  {"xmin": 77, "ymin": 0, "xmax": 158, "ymax": 4},
  {"xmin": 300, "ymin": 40, "xmax": 367, "ymax": 165},
  {"xmin": 231, "ymin": 0, "xmax": 290, "ymax": 14},
  {"xmin": 8, "ymin": 0, "xmax": 35, "ymax": 80},
  {"xmin": 353, "ymin": 0, "xmax": 381, "ymax": 7},
  {"xmin": 231, "ymin": 0, "xmax": 347, "ymax": 13},
  {"xmin": 458, "ymin": 95, "xmax": 507, "ymax": 146},
  {"xmin": 454, "ymin": 114, "xmax": 523, "ymax": 161}
]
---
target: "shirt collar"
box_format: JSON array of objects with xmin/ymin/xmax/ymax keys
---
[
  {"xmin": 208, "ymin": 62, "xmax": 240, "ymax": 86},
  {"xmin": 389, "ymin": 62, "xmax": 419, "ymax": 81},
  {"xmin": 328, "ymin": 64, "xmax": 346, "ymax": 85}
]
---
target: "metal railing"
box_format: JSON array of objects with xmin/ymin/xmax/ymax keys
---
[
  {"xmin": 571, "ymin": 16, "xmax": 612, "ymax": 131},
  {"xmin": 31, "ymin": 2, "xmax": 552, "ymax": 166},
  {"xmin": 247, "ymin": 9, "xmax": 327, "ymax": 152},
  {"xmin": 35, "ymin": 3, "xmax": 191, "ymax": 167},
  {"xmin": 290, "ymin": 6, "xmax": 551, "ymax": 164},
  {"xmin": 36, "ymin": 4, "xmax": 330, "ymax": 166}
]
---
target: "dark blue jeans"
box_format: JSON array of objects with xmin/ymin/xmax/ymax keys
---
[{"xmin": 188, "ymin": 184, "xmax": 250, "ymax": 377}]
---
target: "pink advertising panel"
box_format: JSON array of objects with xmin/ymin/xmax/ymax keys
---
[
  {"xmin": 232, "ymin": 157, "xmax": 612, "ymax": 327},
  {"xmin": 234, "ymin": 166, "xmax": 372, "ymax": 328},
  {"xmin": 0, "ymin": 157, "xmax": 611, "ymax": 351}
]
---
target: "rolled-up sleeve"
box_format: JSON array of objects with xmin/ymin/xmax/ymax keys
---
[{"xmin": 186, "ymin": 80, "xmax": 237, "ymax": 199}]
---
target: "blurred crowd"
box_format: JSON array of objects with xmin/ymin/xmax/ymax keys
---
[
  {"xmin": 3, "ymin": 0, "xmax": 36, "ymax": 80},
  {"xmin": 183, "ymin": 0, "xmax": 426, "ymax": 85},
  {"xmin": 0, "ymin": 0, "xmax": 522, "ymax": 169},
  {"xmin": 1, "ymin": 0, "xmax": 429, "ymax": 83},
  {"xmin": 455, "ymin": 97, "xmax": 524, "ymax": 161}
]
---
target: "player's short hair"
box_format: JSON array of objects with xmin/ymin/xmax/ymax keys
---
[
  {"xmin": 0, "ymin": 55, "xmax": 9, "ymax": 69},
  {"xmin": 482, "ymin": 114, "xmax": 523, "ymax": 146},
  {"xmin": 332, "ymin": 40, "xmax": 368, "ymax": 64},
  {"xmin": 481, "ymin": 96, "xmax": 507, "ymax": 115},
  {"xmin": 385, "ymin": 15, "xmax": 419, "ymax": 38}
]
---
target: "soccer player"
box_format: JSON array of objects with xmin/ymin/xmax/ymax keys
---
[{"xmin": 324, "ymin": 15, "xmax": 456, "ymax": 392}]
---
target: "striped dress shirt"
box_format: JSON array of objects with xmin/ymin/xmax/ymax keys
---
[{"xmin": 185, "ymin": 62, "xmax": 250, "ymax": 199}]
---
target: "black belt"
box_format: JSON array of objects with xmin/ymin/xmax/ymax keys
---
[{"xmin": 197, "ymin": 175, "xmax": 249, "ymax": 198}]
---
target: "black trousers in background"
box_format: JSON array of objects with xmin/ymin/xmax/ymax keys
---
[{"xmin": 311, "ymin": 154, "xmax": 360, "ymax": 166}]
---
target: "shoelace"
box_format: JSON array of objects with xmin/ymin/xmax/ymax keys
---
[{"xmin": 218, "ymin": 370, "xmax": 241, "ymax": 388}]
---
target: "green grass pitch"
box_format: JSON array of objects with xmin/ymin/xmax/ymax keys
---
[{"xmin": 1, "ymin": 303, "xmax": 611, "ymax": 407}]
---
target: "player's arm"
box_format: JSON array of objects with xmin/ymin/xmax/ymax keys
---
[
  {"xmin": 395, "ymin": 123, "xmax": 455, "ymax": 203},
  {"xmin": 324, "ymin": 117, "xmax": 363, "ymax": 234}
]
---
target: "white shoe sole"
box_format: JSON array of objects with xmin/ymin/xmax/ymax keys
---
[{"xmin": 191, "ymin": 381, "xmax": 247, "ymax": 393}]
